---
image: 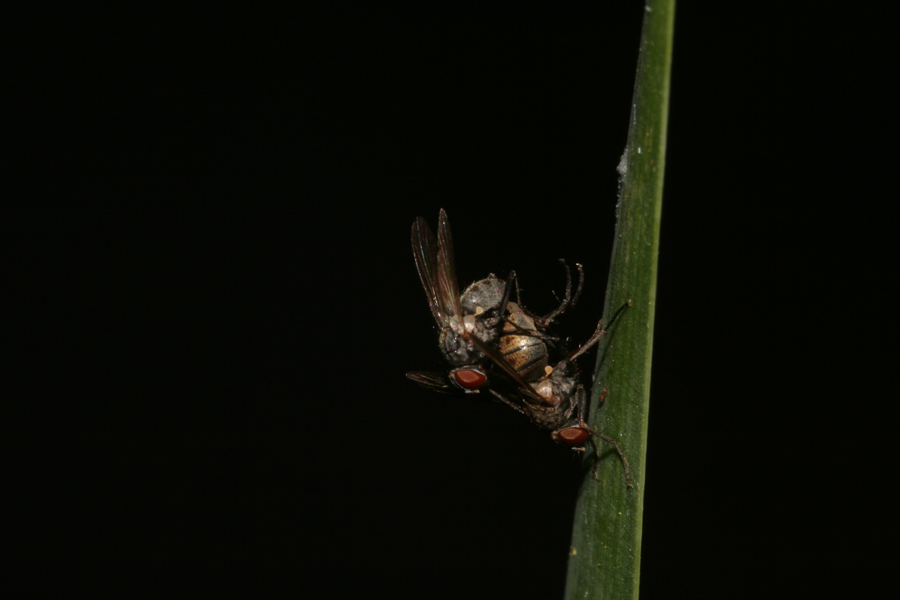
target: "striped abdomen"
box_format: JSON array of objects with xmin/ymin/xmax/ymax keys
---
[{"xmin": 500, "ymin": 302, "xmax": 548, "ymax": 382}]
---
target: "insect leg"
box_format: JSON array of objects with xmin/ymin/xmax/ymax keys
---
[
  {"xmin": 498, "ymin": 271, "xmax": 516, "ymax": 319},
  {"xmin": 539, "ymin": 259, "xmax": 574, "ymax": 325},
  {"xmin": 574, "ymin": 386, "xmax": 633, "ymax": 488},
  {"xmin": 488, "ymin": 388, "xmax": 528, "ymax": 416},
  {"xmin": 567, "ymin": 300, "xmax": 632, "ymax": 362},
  {"xmin": 513, "ymin": 272, "xmax": 525, "ymax": 306},
  {"xmin": 589, "ymin": 431, "xmax": 633, "ymax": 488},
  {"xmin": 570, "ymin": 263, "xmax": 585, "ymax": 309}
]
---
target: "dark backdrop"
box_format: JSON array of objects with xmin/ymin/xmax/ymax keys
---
[{"xmin": 16, "ymin": 9, "xmax": 896, "ymax": 599}]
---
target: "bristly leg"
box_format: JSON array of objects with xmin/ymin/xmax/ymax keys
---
[
  {"xmin": 539, "ymin": 259, "xmax": 576, "ymax": 325},
  {"xmin": 576, "ymin": 386, "xmax": 632, "ymax": 488},
  {"xmin": 568, "ymin": 300, "xmax": 632, "ymax": 362},
  {"xmin": 488, "ymin": 388, "xmax": 527, "ymax": 415},
  {"xmin": 587, "ymin": 428, "xmax": 633, "ymax": 488}
]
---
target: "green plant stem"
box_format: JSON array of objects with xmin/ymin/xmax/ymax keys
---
[{"xmin": 563, "ymin": 2, "xmax": 674, "ymax": 599}]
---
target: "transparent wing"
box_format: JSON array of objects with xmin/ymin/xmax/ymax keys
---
[
  {"xmin": 469, "ymin": 335, "xmax": 546, "ymax": 405},
  {"xmin": 406, "ymin": 371, "xmax": 453, "ymax": 394},
  {"xmin": 411, "ymin": 216, "xmax": 444, "ymax": 326},
  {"xmin": 436, "ymin": 208, "xmax": 463, "ymax": 321}
]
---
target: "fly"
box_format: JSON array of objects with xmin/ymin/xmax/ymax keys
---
[
  {"xmin": 478, "ymin": 301, "xmax": 634, "ymax": 487},
  {"xmin": 407, "ymin": 209, "xmax": 573, "ymax": 393}
]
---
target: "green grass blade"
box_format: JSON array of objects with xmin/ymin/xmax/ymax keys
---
[{"xmin": 563, "ymin": 2, "xmax": 674, "ymax": 599}]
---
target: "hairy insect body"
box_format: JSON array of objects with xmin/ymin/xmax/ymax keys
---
[
  {"xmin": 408, "ymin": 209, "xmax": 632, "ymax": 487},
  {"xmin": 529, "ymin": 361, "xmax": 579, "ymax": 429},
  {"xmin": 438, "ymin": 274, "xmax": 508, "ymax": 367},
  {"xmin": 460, "ymin": 274, "xmax": 506, "ymax": 316},
  {"xmin": 533, "ymin": 360, "xmax": 578, "ymax": 414}
]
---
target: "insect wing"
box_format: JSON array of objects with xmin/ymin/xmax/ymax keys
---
[
  {"xmin": 406, "ymin": 371, "xmax": 454, "ymax": 394},
  {"xmin": 436, "ymin": 209, "xmax": 463, "ymax": 321},
  {"xmin": 469, "ymin": 334, "xmax": 546, "ymax": 406},
  {"xmin": 412, "ymin": 217, "xmax": 444, "ymax": 326}
]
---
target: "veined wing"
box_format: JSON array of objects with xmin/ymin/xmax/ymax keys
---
[
  {"xmin": 412, "ymin": 216, "xmax": 444, "ymax": 326},
  {"xmin": 470, "ymin": 335, "xmax": 546, "ymax": 406},
  {"xmin": 406, "ymin": 371, "xmax": 453, "ymax": 394},
  {"xmin": 436, "ymin": 208, "xmax": 463, "ymax": 322}
]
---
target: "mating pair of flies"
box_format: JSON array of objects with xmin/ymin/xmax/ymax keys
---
[{"xmin": 406, "ymin": 209, "xmax": 632, "ymax": 487}]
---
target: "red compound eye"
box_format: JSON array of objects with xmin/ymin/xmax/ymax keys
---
[
  {"xmin": 557, "ymin": 427, "xmax": 590, "ymax": 446},
  {"xmin": 453, "ymin": 369, "xmax": 487, "ymax": 389}
]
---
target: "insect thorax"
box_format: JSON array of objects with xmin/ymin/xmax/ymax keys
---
[
  {"xmin": 460, "ymin": 275, "xmax": 506, "ymax": 315},
  {"xmin": 438, "ymin": 325, "xmax": 479, "ymax": 367}
]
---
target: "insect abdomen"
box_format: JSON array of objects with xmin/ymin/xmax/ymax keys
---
[{"xmin": 500, "ymin": 302, "xmax": 548, "ymax": 382}]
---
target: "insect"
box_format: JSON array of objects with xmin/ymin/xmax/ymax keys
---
[
  {"xmin": 407, "ymin": 209, "xmax": 579, "ymax": 393},
  {"xmin": 495, "ymin": 259, "xmax": 584, "ymax": 384},
  {"xmin": 483, "ymin": 301, "xmax": 634, "ymax": 487}
]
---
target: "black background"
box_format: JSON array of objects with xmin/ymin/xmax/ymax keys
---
[{"xmin": 13, "ymin": 8, "xmax": 897, "ymax": 599}]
